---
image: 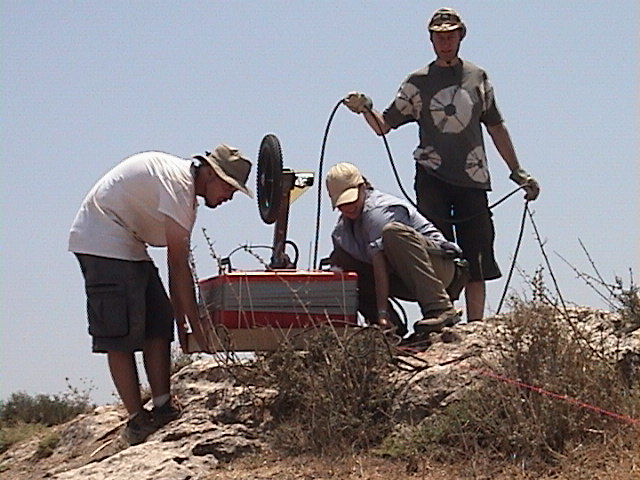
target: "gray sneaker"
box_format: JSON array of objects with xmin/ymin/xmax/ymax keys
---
[
  {"xmin": 414, "ymin": 308, "xmax": 461, "ymax": 334},
  {"xmin": 152, "ymin": 396, "xmax": 182, "ymax": 428},
  {"xmin": 123, "ymin": 409, "xmax": 157, "ymax": 446}
]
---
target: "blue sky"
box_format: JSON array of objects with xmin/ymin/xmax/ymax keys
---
[{"xmin": 2, "ymin": 1, "xmax": 638, "ymax": 405}]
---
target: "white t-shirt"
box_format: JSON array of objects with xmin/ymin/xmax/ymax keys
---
[{"xmin": 68, "ymin": 151, "xmax": 197, "ymax": 261}]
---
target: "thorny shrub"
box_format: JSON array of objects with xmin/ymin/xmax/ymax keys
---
[
  {"xmin": 611, "ymin": 274, "xmax": 640, "ymax": 333},
  {"xmin": 258, "ymin": 326, "xmax": 399, "ymax": 455},
  {"xmin": 382, "ymin": 272, "xmax": 640, "ymax": 472},
  {"xmin": 561, "ymin": 241, "xmax": 640, "ymax": 333}
]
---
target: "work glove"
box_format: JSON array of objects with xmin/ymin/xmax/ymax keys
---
[
  {"xmin": 509, "ymin": 167, "xmax": 540, "ymax": 201},
  {"xmin": 343, "ymin": 91, "xmax": 373, "ymax": 114},
  {"xmin": 441, "ymin": 241, "xmax": 463, "ymax": 258}
]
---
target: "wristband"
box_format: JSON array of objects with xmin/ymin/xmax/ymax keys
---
[{"xmin": 378, "ymin": 309, "xmax": 389, "ymax": 318}]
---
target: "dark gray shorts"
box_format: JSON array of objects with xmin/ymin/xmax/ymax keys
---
[
  {"xmin": 75, "ymin": 254, "xmax": 174, "ymax": 353},
  {"xmin": 415, "ymin": 168, "xmax": 501, "ymax": 282}
]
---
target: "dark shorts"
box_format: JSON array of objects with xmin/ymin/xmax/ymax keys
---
[
  {"xmin": 75, "ymin": 254, "xmax": 174, "ymax": 353},
  {"xmin": 414, "ymin": 168, "xmax": 501, "ymax": 282}
]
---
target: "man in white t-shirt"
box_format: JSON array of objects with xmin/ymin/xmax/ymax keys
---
[{"xmin": 69, "ymin": 143, "xmax": 252, "ymax": 445}]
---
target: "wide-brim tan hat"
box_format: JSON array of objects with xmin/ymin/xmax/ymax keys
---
[
  {"xmin": 326, "ymin": 162, "xmax": 364, "ymax": 209},
  {"xmin": 194, "ymin": 144, "xmax": 254, "ymax": 198}
]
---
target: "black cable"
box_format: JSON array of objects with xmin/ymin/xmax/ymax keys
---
[
  {"xmin": 366, "ymin": 105, "xmax": 526, "ymax": 224},
  {"xmin": 314, "ymin": 97, "xmax": 531, "ymax": 320},
  {"xmin": 313, "ymin": 100, "xmax": 527, "ymax": 267},
  {"xmin": 222, "ymin": 241, "xmax": 299, "ymax": 270},
  {"xmin": 285, "ymin": 239, "xmax": 300, "ymax": 267},
  {"xmin": 496, "ymin": 200, "xmax": 529, "ymax": 314},
  {"xmin": 368, "ymin": 110, "xmax": 418, "ymax": 208},
  {"xmin": 312, "ymin": 99, "xmax": 343, "ymax": 270},
  {"xmin": 389, "ymin": 297, "xmax": 408, "ymax": 331}
]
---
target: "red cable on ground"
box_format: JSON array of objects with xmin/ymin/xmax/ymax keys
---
[
  {"xmin": 473, "ymin": 368, "xmax": 640, "ymax": 427},
  {"xmin": 395, "ymin": 344, "xmax": 640, "ymax": 427}
]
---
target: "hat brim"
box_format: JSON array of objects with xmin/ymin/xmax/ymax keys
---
[
  {"xmin": 332, "ymin": 186, "xmax": 360, "ymax": 209},
  {"xmin": 197, "ymin": 155, "xmax": 254, "ymax": 198},
  {"xmin": 429, "ymin": 23, "xmax": 462, "ymax": 32}
]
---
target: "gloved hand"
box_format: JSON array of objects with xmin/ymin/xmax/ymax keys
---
[
  {"xmin": 509, "ymin": 167, "xmax": 540, "ymax": 201},
  {"xmin": 441, "ymin": 241, "xmax": 463, "ymax": 258},
  {"xmin": 343, "ymin": 91, "xmax": 373, "ymax": 114}
]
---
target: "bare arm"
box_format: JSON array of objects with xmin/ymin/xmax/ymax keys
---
[
  {"xmin": 487, "ymin": 122, "xmax": 540, "ymax": 200},
  {"xmin": 164, "ymin": 215, "xmax": 208, "ymax": 352},
  {"xmin": 363, "ymin": 109, "xmax": 391, "ymax": 136},
  {"xmin": 486, "ymin": 122, "xmax": 520, "ymax": 172}
]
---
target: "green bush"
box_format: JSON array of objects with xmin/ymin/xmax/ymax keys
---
[
  {"xmin": 0, "ymin": 380, "xmax": 94, "ymax": 453},
  {"xmin": 0, "ymin": 390, "xmax": 92, "ymax": 427},
  {"xmin": 34, "ymin": 432, "xmax": 60, "ymax": 459},
  {"xmin": 0, "ymin": 421, "xmax": 47, "ymax": 454}
]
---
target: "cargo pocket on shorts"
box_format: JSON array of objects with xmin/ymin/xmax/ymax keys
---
[{"xmin": 86, "ymin": 284, "xmax": 129, "ymax": 337}]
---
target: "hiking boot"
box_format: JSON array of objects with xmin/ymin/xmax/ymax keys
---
[
  {"xmin": 152, "ymin": 396, "xmax": 182, "ymax": 428},
  {"xmin": 414, "ymin": 308, "xmax": 461, "ymax": 334},
  {"xmin": 122, "ymin": 409, "xmax": 156, "ymax": 446}
]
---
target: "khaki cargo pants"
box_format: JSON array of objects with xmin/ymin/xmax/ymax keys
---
[
  {"xmin": 330, "ymin": 222, "xmax": 454, "ymax": 329},
  {"xmin": 381, "ymin": 222, "xmax": 453, "ymax": 314}
]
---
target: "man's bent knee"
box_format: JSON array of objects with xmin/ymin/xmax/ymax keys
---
[{"xmin": 381, "ymin": 222, "xmax": 419, "ymax": 246}]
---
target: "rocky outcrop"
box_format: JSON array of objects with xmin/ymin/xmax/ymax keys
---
[{"xmin": 1, "ymin": 308, "xmax": 637, "ymax": 480}]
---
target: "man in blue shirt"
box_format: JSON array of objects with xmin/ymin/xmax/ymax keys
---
[{"xmin": 326, "ymin": 162, "xmax": 463, "ymax": 336}]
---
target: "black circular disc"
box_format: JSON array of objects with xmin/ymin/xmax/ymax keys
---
[{"xmin": 257, "ymin": 134, "xmax": 283, "ymax": 224}]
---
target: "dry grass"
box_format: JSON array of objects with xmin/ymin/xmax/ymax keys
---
[
  {"xmin": 204, "ymin": 444, "xmax": 640, "ymax": 480},
  {"xmin": 377, "ymin": 273, "xmax": 640, "ymax": 477},
  {"xmin": 258, "ymin": 326, "xmax": 400, "ymax": 455},
  {"xmin": 234, "ymin": 265, "xmax": 640, "ymax": 477}
]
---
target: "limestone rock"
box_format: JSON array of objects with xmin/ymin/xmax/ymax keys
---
[{"xmin": 0, "ymin": 308, "xmax": 637, "ymax": 480}]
